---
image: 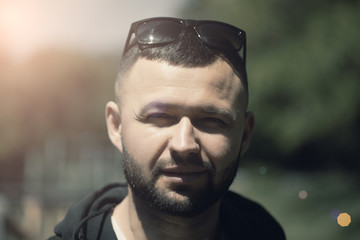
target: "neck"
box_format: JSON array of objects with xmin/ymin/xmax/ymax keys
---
[{"xmin": 113, "ymin": 186, "xmax": 222, "ymax": 240}]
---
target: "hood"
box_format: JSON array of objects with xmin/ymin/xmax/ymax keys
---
[
  {"xmin": 52, "ymin": 183, "xmax": 128, "ymax": 240},
  {"xmin": 50, "ymin": 183, "xmax": 285, "ymax": 240}
]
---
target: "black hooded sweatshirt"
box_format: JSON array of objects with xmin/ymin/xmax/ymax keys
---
[{"xmin": 48, "ymin": 183, "xmax": 286, "ymax": 240}]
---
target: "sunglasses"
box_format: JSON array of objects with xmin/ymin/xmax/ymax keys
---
[{"xmin": 123, "ymin": 17, "xmax": 246, "ymax": 67}]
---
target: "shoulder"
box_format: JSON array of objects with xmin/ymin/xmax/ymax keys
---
[
  {"xmin": 48, "ymin": 183, "xmax": 128, "ymax": 240},
  {"xmin": 221, "ymin": 191, "xmax": 286, "ymax": 240}
]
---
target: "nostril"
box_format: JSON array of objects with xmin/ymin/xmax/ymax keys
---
[
  {"xmin": 168, "ymin": 138, "xmax": 200, "ymax": 156},
  {"xmin": 170, "ymin": 148, "xmax": 202, "ymax": 165},
  {"xmin": 170, "ymin": 150, "xmax": 181, "ymax": 161}
]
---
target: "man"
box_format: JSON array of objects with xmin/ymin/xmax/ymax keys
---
[{"xmin": 49, "ymin": 17, "xmax": 286, "ymax": 240}]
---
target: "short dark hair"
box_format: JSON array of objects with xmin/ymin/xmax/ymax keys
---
[{"xmin": 115, "ymin": 28, "xmax": 248, "ymax": 105}]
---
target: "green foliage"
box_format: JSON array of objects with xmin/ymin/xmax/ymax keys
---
[
  {"xmin": 181, "ymin": 0, "xmax": 360, "ymax": 167},
  {"xmin": 231, "ymin": 163, "xmax": 360, "ymax": 240}
]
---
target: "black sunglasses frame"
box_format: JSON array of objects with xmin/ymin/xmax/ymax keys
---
[{"xmin": 122, "ymin": 17, "xmax": 246, "ymax": 67}]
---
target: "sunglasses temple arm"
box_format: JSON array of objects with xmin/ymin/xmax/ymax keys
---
[
  {"xmin": 243, "ymin": 33, "xmax": 246, "ymax": 67},
  {"xmin": 123, "ymin": 26, "xmax": 135, "ymax": 56}
]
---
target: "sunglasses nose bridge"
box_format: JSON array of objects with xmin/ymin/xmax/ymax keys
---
[
  {"xmin": 182, "ymin": 20, "xmax": 201, "ymax": 39},
  {"xmin": 183, "ymin": 19, "xmax": 197, "ymax": 28}
]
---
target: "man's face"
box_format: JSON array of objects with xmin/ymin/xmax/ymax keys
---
[{"xmin": 107, "ymin": 58, "xmax": 254, "ymax": 216}]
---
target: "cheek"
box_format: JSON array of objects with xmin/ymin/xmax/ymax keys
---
[
  {"xmin": 121, "ymin": 121, "xmax": 169, "ymax": 166},
  {"xmin": 201, "ymin": 128, "xmax": 244, "ymax": 169}
]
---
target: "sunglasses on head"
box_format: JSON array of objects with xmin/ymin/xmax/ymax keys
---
[{"xmin": 123, "ymin": 17, "xmax": 247, "ymax": 67}]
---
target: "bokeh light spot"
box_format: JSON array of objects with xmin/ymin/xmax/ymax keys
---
[
  {"xmin": 337, "ymin": 213, "xmax": 351, "ymax": 227},
  {"xmin": 298, "ymin": 190, "xmax": 308, "ymax": 199},
  {"xmin": 330, "ymin": 208, "xmax": 341, "ymax": 220},
  {"xmin": 258, "ymin": 166, "xmax": 267, "ymax": 175}
]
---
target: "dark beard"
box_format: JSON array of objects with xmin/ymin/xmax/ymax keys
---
[{"xmin": 121, "ymin": 139, "xmax": 240, "ymax": 217}]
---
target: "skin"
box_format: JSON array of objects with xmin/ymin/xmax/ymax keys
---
[{"xmin": 106, "ymin": 58, "xmax": 255, "ymax": 240}]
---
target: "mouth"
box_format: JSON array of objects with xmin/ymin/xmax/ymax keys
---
[{"xmin": 160, "ymin": 168, "xmax": 207, "ymax": 184}]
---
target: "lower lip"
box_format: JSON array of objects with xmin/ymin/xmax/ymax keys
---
[{"xmin": 161, "ymin": 172, "xmax": 206, "ymax": 184}]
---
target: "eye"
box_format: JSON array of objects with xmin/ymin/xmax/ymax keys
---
[
  {"xmin": 147, "ymin": 113, "xmax": 177, "ymax": 127},
  {"xmin": 197, "ymin": 117, "xmax": 226, "ymax": 128}
]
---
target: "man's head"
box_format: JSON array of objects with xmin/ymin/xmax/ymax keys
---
[
  {"xmin": 106, "ymin": 17, "xmax": 254, "ymax": 217},
  {"xmin": 115, "ymin": 17, "xmax": 248, "ymax": 107}
]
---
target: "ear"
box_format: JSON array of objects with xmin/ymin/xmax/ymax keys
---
[
  {"xmin": 105, "ymin": 101, "xmax": 123, "ymax": 153},
  {"xmin": 240, "ymin": 111, "xmax": 255, "ymax": 157}
]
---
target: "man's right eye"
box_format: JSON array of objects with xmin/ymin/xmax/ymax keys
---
[{"xmin": 147, "ymin": 113, "xmax": 177, "ymax": 126}]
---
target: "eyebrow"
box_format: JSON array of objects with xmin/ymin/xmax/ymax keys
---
[
  {"xmin": 201, "ymin": 105, "xmax": 237, "ymax": 122},
  {"xmin": 138, "ymin": 101, "xmax": 237, "ymax": 122}
]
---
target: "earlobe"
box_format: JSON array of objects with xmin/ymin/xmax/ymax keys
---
[
  {"xmin": 240, "ymin": 111, "xmax": 255, "ymax": 157},
  {"xmin": 105, "ymin": 101, "xmax": 123, "ymax": 152}
]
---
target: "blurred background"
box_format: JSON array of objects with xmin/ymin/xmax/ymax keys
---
[{"xmin": 0, "ymin": 0, "xmax": 359, "ymax": 239}]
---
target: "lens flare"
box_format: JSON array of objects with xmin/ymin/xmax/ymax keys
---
[
  {"xmin": 330, "ymin": 208, "xmax": 341, "ymax": 220},
  {"xmin": 298, "ymin": 190, "xmax": 308, "ymax": 200},
  {"xmin": 337, "ymin": 213, "xmax": 351, "ymax": 227},
  {"xmin": 258, "ymin": 166, "xmax": 267, "ymax": 175}
]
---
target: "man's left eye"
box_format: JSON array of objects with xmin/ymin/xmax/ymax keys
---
[{"xmin": 197, "ymin": 117, "xmax": 226, "ymax": 128}]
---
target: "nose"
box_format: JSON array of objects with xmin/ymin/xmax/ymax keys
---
[{"xmin": 168, "ymin": 117, "xmax": 200, "ymax": 156}]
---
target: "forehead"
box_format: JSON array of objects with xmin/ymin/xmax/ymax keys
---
[{"xmin": 119, "ymin": 58, "xmax": 246, "ymax": 112}]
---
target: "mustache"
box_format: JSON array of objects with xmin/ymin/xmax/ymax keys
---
[{"xmin": 121, "ymin": 137, "xmax": 215, "ymax": 177}]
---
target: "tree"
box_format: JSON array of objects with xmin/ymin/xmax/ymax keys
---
[{"xmin": 181, "ymin": 0, "xmax": 360, "ymax": 170}]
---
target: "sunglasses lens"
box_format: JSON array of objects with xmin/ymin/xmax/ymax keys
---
[
  {"xmin": 137, "ymin": 20, "xmax": 182, "ymax": 44},
  {"xmin": 197, "ymin": 23, "xmax": 244, "ymax": 51}
]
